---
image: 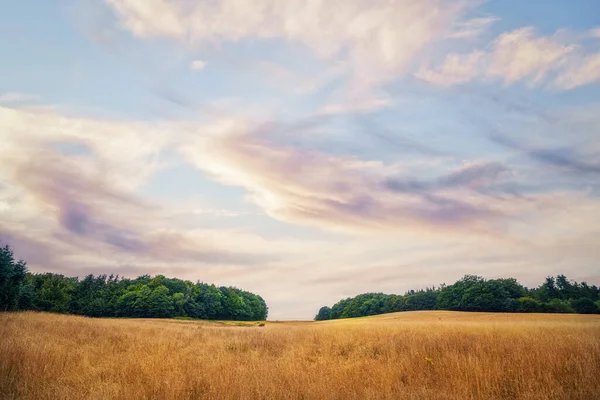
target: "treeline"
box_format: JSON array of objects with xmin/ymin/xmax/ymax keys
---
[
  {"xmin": 315, "ymin": 275, "xmax": 600, "ymax": 320},
  {"xmin": 1, "ymin": 245, "xmax": 268, "ymax": 320}
]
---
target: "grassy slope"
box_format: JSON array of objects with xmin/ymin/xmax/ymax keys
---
[{"xmin": 1, "ymin": 311, "xmax": 599, "ymax": 399}]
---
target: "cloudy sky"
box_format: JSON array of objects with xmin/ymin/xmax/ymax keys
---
[{"xmin": 1, "ymin": 0, "xmax": 599, "ymax": 319}]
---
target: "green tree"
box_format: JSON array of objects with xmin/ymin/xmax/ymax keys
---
[
  {"xmin": 147, "ymin": 285, "xmax": 175, "ymax": 318},
  {"xmin": 405, "ymin": 290, "xmax": 438, "ymax": 311},
  {"xmin": 547, "ymin": 299, "xmax": 575, "ymax": 313},
  {"xmin": 71, "ymin": 274, "xmax": 109, "ymax": 317},
  {"xmin": 173, "ymin": 292, "xmax": 187, "ymax": 316},
  {"xmin": 315, "ymin": 306, "xmax": 332, "ymax": 320},
  {"xmin": 569, "ymin": 298, "xmax": 598, "ymax": 314},
  {"xmin": 556, "ymin": 275, "xmax": 576, "ymax": 300},
  {"xmin": 34, "ymin": 274, "xmax": 76, "ymax": 313},
  {"xmin": 202, "ymin": 284, "xmax": 223, "ymax": 319},
  {"xmin": 517, "ymin": 297, "xmax": 542, "ymax": 313},
  {"xmin": 436, "ymin": 275, "xmax": 485, "ymax": 311},
  {"xmin": 18, "ymin": 277, "xmax": 36, "ymax": 310},
  {"xmin": 117, "ymin": 285, "xmax": 152, "ymax": 317},
  {"xmin": 535, "ymin": 276, "xmax": 558, "ymax": 302},
  {"xmin": 0, "ymin": 245, "xmax": 28, "ymax": 311}
]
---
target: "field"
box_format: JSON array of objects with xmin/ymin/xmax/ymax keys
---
[{"xmin": 1, "ymin": 312, "xmax": 599, "ymax": 399}]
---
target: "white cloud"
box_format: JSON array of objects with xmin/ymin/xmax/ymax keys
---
[
  {"xmin": 417, "ymin": 27, "xmax": 578, "ymax": 88},
  {"xmin": 415, "ymin": 51, "xmax": 485, "ymax": 86},
  {"xmin": 0, "ymin": 107, "xmax": 170, "ymax": 191},
  {"xmin": 104, "ymin": 1, "xmax": 600, "ymax": 95},
  {"xmin": 489, "ymin": 27, "xmax": 575, "ymax": 85},
  {"xmin": 0, "ymin": 92, "xmax": 38, "ymax": 103},
  {"xmin": 553, "ymin": 53, "xmax": 600, "ymax": 90},
  {"xmin": 190, "ymin": 60, "xmax": 206, "ymax": 70},
  {"xmin": 105, "ymin": 0, "xmax": 482, "ymax": 88}
]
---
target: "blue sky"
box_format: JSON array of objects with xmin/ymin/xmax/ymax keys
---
[{"xmin": 1, "ymin": 0, "xmax": 599, "ymax": 319}]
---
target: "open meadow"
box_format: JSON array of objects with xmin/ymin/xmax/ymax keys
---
[{"xmin": 1, "ymin": 311, "xmax": 599, "ymax": 400}]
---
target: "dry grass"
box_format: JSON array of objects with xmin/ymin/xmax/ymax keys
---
[{"xmin": 1, "ymin": 311, "xmax": 599, "ymax": 399}]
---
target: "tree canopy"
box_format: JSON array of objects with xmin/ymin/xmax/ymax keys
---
[
  {"xmin": 315, "ymin": 274, "xmax": 600, "ymax": 320},
  {"xmin": 1, "ymin": 244, "xmax": 267, "ymax": 320}
]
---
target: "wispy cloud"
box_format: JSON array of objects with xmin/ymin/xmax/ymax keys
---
[
  {"xmin": 178, "ymin": 117, "xmax": 545, "ymax": 236},
  {"xmin": 553, "ymin": 53, "xmax": 600, "ymax": 90},
  {"xmin": 489, "ymin": 132, "xmax": 600, "ymax": 176},
  {"xmin": 417, "ymin": 27, "xmax": 577, "ymax": 88},
  {"xmin": 318, "ymin": 97, "xmax": 393, "ymax": 116},
  {"xmin": 448, "ymin": 16, "xmax": 499, "ymax": 39},
  {"xmin": 0, "ymin": 92, "xmax": 39, "ymax": 103},
  {"xmin": 105, "ymin": 0, "xmax": 483, "ymax": 89},
  {"xmin": 0, "ymin": 107, "xmax": 277, "ymax": 273}
]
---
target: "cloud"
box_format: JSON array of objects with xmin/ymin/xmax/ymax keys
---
[
  {"xmin": 352, "ymin": 116, "xmax": 448, "ymax": 157},
  {"xmin": 103, "ymin": 1, "xmax": 600, "ymax": 102},
  {"xmin": 3, "ymin": 1, "xmax": 600, "ymax": 321},
  {"xmin": 384, "ymin": 161, "xmax": 509, "ymax": 194},
  {"xmin": 105, "ymin": 0, "xmax": 483, "ymax": 87},
  {"xmin": 179, "ymin": 118, "xmax": 531, "ymax": 235},
  {"xmin": 488, "ymin": 27, "xmax": 575, "ymax": 84},
  {"xmin": 253, "ymin": 60, "xmax": 347, "ymax": 95},
  {"xmin": 553, "ymin": 53, "xmax": 600, "ymax": 90},
  {"xmin": 3, "ymin": 99, "xmax": 600, "ymax": 319},
  {"xmin": 416, "ymin": 51, "xmax": 486, "ymax": 86},
  {"xmin": 0, "ymin": 107, "xmax": 280, "ymax": 278},
  {"xmin": 447, "ymin": 16, "xmax": 499, "ymax": 39},
  {"xmin": 589, "ymin": 27, "xmax": 600, "ymax": 38},
  {"xmin": 490, "ymin": 133, "xmax": 600, "ymax": 176},
  {"xmin": 0, "ymin": 106, "xmax": 171, "ymax": 190},
  {"xmin": 417, "ymin": 27, "xmax": 577, "ymax": 87},
  {"xmin": 0, "ymin": 92, "xmax": 39, "ymax": 103},
  {"xmin": 439, "ymin": 161, "xmax": 508, "ymax": 189},
  {"xmin": 191, "ymin": 208, "xmax": 251, "ymax": 217},
  {"xmin": 190, "ymin": 59, "xmax": 206, "ymax": 70},
  {"xmin": 318, "ymin": 97, "xmax": 393, "ymax": 115}
]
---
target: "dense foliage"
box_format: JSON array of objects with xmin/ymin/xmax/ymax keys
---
[
  {"xmin": 316, "ymin": 274, "xmax": 600, "ymax": 320},
  {"xmin": 0, "ymin": 245, "xmax": 268, "ymax": 320}
]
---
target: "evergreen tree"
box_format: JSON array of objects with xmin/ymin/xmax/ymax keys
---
[{"xmin": 0, "ymin": 245, "xmax": 28, "ymax": 311}]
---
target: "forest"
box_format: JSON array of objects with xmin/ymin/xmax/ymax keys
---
[
  {"xmin": 0, "ymin": 245, "xmax": 268, "ymax": 320},
  {"xmin": 315, "ymin": 274, "xmax": 600, "ymax": 320}
]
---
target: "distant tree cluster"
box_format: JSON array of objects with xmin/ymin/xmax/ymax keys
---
[
  {"xmin": 315, "ymin": 275, "xmax": 600, "ymax": 320},
  {"xmin": 0, "ymin": 245, "xmax": 268, "ymax": 320}
]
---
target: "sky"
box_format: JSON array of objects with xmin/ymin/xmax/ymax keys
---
[{"xmin": 1, "ymin": 0, "xmax": 599, "ymax": 320}]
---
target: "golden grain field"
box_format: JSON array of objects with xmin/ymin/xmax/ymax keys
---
[{"xmin": 1, "ymin": 311, "xmax": 599, "ymax": 400}]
